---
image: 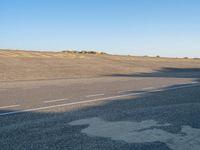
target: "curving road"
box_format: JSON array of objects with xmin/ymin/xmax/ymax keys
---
[{"xmin": 0, "ymin": 69, "xmax": 200, "ymax": 150}]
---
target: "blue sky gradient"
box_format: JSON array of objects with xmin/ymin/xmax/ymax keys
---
[{"xmin": 0, "ymin": 0, "xmax": 200, "ymax": 57}]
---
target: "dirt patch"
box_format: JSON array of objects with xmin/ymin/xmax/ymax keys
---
[{"xmin": 1, "ymin": 50, "xmax": 200, "ymax": 81}]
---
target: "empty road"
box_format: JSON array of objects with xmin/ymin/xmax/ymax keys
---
[{"xmin": 0, "ymin": 69, "xmax": 200, "ymax": 150}]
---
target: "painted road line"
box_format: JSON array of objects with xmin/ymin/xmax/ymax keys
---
[
  {"xmin": 191, "ymin": 81, "xmax": 199, "ymax": 84},
  {"xmin": 0, "ymin": 83, "xmax": 200, "ymax": 117},
  {"xmin": 152, "ymin": 89, "xmax": 164, "ymax": 92},
  {"xmin": 86, "ymin": 94, "xmax": 105, "ymax": 98},
  {"xmin": 0, "ymin": 92, "xmax": 147, "ymax": 116},
  {"xmin": 43, "ymin": 98, "xmax": 69, "ymax": 103},
  {"xmin": 161, "ymin": 84, "xmax": 200, "ymax": 91},
  {"xmin": 142, "ymin": 87, "xmax": 155, "ymax": 90},
  {"xmin": 118, "ymin": 90, "xmax": 133, "ymax": 93},
  {"xmin": 0, "ymin": 105, "xmax": 20, "ymax": 109}
]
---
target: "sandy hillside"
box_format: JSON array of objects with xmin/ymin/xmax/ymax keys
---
[{"xmin": 0, "ymin": 49, "xmax": 200, "ymax": 81}]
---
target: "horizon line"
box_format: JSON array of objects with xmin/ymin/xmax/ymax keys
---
[{"xmin": 0, "ymin": 48, "xmax": 199, "ymax": 59}]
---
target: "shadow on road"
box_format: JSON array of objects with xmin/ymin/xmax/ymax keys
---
[
  {"xmin": 110, "ymin": 67, "xmax": 200, "ymax": 79},
  {"xmin": 0, "ymin": 67, "xmax": 200, "ymax": 150}
]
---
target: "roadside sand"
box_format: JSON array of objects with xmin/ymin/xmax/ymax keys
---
[{"xmin": 1, "ymin": 49, "xmax": 200, "ymax": 81}]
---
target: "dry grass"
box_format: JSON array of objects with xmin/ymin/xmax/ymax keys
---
[{"xmin": 0, "ymin": 49, "xmax": 200, "ymax": 82}]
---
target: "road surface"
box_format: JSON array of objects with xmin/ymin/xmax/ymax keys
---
[{"xmin": 0, "ymin": 69, "xmax": 200, "ymax": 150}]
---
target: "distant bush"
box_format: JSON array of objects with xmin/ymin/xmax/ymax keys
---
[
  {"xmin": 62, "ymin": 50, "xmax": 107, "ymax": 55},
  {"xmin": 156, "ymin": 55, "xmax": 160, "ymax": 58}
]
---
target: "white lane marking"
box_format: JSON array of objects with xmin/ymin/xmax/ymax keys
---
[
  {"xmin": 163, "ymin": 84, "xmax": 199, "ymax": 90},
  {"xmin": 0, "ymin": 92, "xmax": 146, "ymax": 116},
  {"xmin": 142, "ymin": 87, "xmax": 155, "ymax": 90},
  {"xmin": 86, "ymin": 94, "xmax": 105, "ymax": 98},
  {"xmin": 0, "ymin": 105, "xmax": 20, "ymax": 109},
  {"xmin": 153, "ymin": 89, "xmax": 164, "ymax": 92},
  {"xmin": 0, "ymin": 83, "xmax": 200, "ymax": 117},
  {"xmin": 43, "ymin": 98, "xmax": 69, "ymax": 103},
  {"xmin": 118, "ymin": 86, "xmax": 155, "ymax": 93},
  {"xmin": 191, "ymin": 81, "xmax": 198, "ymax": 84},
  {"xmin": 118, "ymin": 90, "xmax": 133, "ymax": 93}
]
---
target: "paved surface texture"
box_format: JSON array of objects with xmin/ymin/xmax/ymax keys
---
[{"xmin": 0, "ymin": 68, "xmax": 200, "ymax": 150}]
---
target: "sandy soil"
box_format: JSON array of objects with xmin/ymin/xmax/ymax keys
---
[{"xmin": 0, "ymin": 49, "xmax": 200, "ymax": 81}]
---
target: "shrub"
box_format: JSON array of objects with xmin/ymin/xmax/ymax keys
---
[{"xmin": 62, "ymin": 50, "xmax": 107, "ymax": 54}]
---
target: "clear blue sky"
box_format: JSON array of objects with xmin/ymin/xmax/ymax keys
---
[{"xmin": 1, "ymin": 0, "xmax": 200, "ymax": 57}]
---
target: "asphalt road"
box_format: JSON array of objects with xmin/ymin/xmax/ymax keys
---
[{"xmin": 0, "ymin": 69, "xmax": 200, "ymax": 150}]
